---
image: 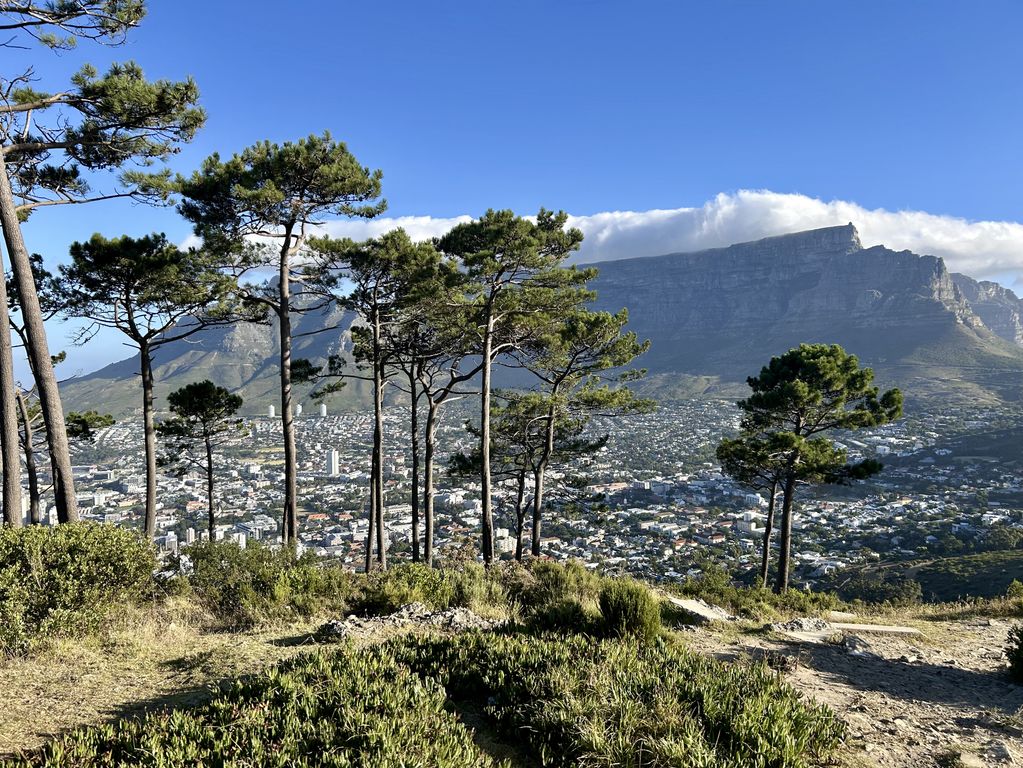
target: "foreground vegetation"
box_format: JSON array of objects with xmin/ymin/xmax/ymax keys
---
[
  {"xmin": 9, "ymin": 631, "xmax": 845, "ymax": 768},
  {"xmin": 3, "ymin": 523, "xmax": 1023, "ymax": 765}
]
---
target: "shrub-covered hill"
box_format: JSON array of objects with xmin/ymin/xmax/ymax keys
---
[
  {"xmin": 0, "ymin": 523, "xmax": 856, "ymax": 767},
  {"xmin": 823, "ymin": 550, "xmax": 1023, "ymax": 605}
]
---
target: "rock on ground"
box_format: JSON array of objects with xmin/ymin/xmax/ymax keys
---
[{"xmin": 317, "ymin": 603, "xmax": 502, "ymax": 640}]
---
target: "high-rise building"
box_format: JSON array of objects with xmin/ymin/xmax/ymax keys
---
[
  {"xmin": 319, "ymin": 403, "xmax": 328, "ymax": 417},
  {"xmin": 326, "ymin": 449, "xmax": 340, "ymax": 476},
  {"xmin": 295, "ymin": 403, "xmax": 303, "ymax": 416},
  {"xmin": 268, "ymin": 404, "xmax": 276, "ymax": 418}
]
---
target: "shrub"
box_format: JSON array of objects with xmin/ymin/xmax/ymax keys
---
[
  {"xmin": 12, "ymin": 645, "xmax": 506, "ymax": 767},
  {"xmin": 599, "ymin": 578, "xmax": 661, "ymax": 641},
  {"xmin": 446, "ymin": 561, "xmax": 508, "ymax": 614},
  {"xmin": 391, "ymin": 632, "xmax": 846, "ymax": 768},
  {"xmin": 1008, "ymin": 624, "xmax": 1023, "ymax": 683},
  {"xmin": 185, "ymin": 541, "xmax": 355, "ymax": 626},
  {"xmin": 355, "ymin": 562, "xmax": 456, "ymax": 615},
  {"xmin": 829, "ymin": 572, "xmax": 920, "ymax": 608},
  {"xmin": 674, "ymin": 564, "xmax": 841, "ymax": 620},
  {"xmin": 527, "ymin": 596, "xmax": 600, "ymax": 634},
  {"xmin": 0, "ymin": 523, "xmax": 155, "ymax": 655},
  {"xmin": 503, "ymin": 559, "xmax": 604, "ymax": 631},
  {"xmin": 1006, "ymin": 579, "xmax": 1023, "ymax": 600}
]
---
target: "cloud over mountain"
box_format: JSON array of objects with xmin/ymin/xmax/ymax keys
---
[{"xmin": 312, "ymin": 190, "xmax": 1023, "ymax": 287}]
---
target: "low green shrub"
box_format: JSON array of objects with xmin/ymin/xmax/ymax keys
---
[
  {"xmin": 527, "ymin": 596, "xmax": 600, "ymax": 634},
  {"xmin": 599, "ymin": 578, "xmax": 661, "ymax": 641},
  {"xmin": 1008, "ymin": 624, "xmax": 1023, "ymax": 683},
  {"xmin": 391, "ymin": 631, "xmax": 846, "ymax": 768},
  {"xmin": 504, "ymin": 559, "xmax": 604, "ymax": 632},
  {"xmin": 12, "ymin": 644, "xmax": 507, "ymax": 767},
  {"xmin": 0, "ymin": 523, "xmax": 155, "ymax": 655},
  {"xmin": 185, "ymin": 541, "xmax": 355, "ymax": 626},
  {"xmin": 828, "ymin": 572, "xmax": 921, "ymax": 608},
  {"xmin": 447, "ymin": 561, "xmax": 508, "ymax": 612},
  {"xmin": 1006, "ymin": 579, "xmax": 1023, "ymax": 600},
  {"xmin": 674, "ymin": 564, "xmax": 840, "ymax": 620},
  {"xmin": 355, "ymin": 562, "xmax": 456, "ymax": 615}
]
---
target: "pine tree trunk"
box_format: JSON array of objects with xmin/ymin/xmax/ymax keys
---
[
  {"xmin": 531, "ymin": 468, "xmax": 545, "ymax": 557},
  {"xmin": 140, "ymin": 341, "xmax": 158, "ymax": 537},
  {"xmin": 205, "ymin": 433, "xmax": 215, "ymax": 539},
  {"xmin": 408, "ymin": 372, "xmax": 420, "ymax": 562},
  {"xmin": 531, "ymin": 399, "xmax": 557, "ymax": 557},
  {"xmin": 0, "ymin": 152, "xmax": 74, "ymax": 523},
  {"xmin": 423, "ymin": 400, "xmax": 438, "ymax": 567},
  {"xmin": 774, "ymin": 474, "xmax": 797, "ymax": 594},
  {"xmin": 514, "ymin": 469, "xmax": 527, "ymax": 562},
  {"xmin": 0, "ymin": 271, "xmax": 22, "ymax": 526},
  {"xmin": 277, "ymin": 232, "xmax": 298, "ymax": 546},
  {"xmin": 479, "ymin": 316, "xmax": 494, "ymax": 565},
  {"xmin": 759, "ymin": 481, "xmax": 777, "ymax": 589},
  {"xmin": 16, "ymin": 390, "xmax": 39, "ymax": 525},
  {"xmin": 371, "ymin": 306, "xmax": 386, "ymax": 570},
  {"xmin": 365, "ymin": 459, "xmax": 375, "ymax": 573}
]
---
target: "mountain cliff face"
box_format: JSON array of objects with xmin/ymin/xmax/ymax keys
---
[
  {"xmin": 950, "ymin": 273, "xmax": 1023, "ymax": 347},
  {"xmin": 586, "ymin": 224, "xmax": 1023, "ymax": 398},
  {"xmin": 61, "ymin": 224, "xmax": 1023, "ymax": 414}
]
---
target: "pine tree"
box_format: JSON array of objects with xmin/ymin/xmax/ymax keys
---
[
  {"xmin": 59, "ymin": 234, "xmax": 239, "ymax": 536},
  {"xmin": 157, "ymin": 381, "xmax": 243, "ymax": 539},
  {"xmin": 516, "ymin": 308, "xmax": 653, "ymax": 556},
  {"xmin": 436, "ymin": 209, "xmax": 588, "ymax": 564},
  {"xmin": 736, "ymin": 344, "xmax": 903, "ymax": 592},
  {"xmin": 177, "ymin": 133, "xmax": 384, "ymax": 547},
  {"xmin": 306, "ymin": 229, "xmax": 439, "ymax": 570}
]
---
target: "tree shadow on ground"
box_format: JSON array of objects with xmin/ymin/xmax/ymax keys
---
[
  {"xmin": 726, "ymin": 641, "xmax": 1023, "ymax": 713},
  {"xmin": 267, "ymin": 630, "xmax": 322, "ymax": 647}
]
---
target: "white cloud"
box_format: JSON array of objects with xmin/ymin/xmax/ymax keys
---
[
  {"xmin": 187, "ymin": 191, "xmax": 1023, "ymax": 290},
  {"xmin": 318, "ymin": 214, "xmax": 475, "ymax": 243}
]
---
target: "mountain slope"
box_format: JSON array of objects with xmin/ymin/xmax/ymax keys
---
[{"xmin": 59, "ymin": 299, "xmax": 371, "ymax": 416}]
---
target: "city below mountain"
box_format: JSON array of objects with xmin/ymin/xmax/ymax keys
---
[{"xmin": 61, "ymin": 224, "xmax": 1023, "ymax": 415}]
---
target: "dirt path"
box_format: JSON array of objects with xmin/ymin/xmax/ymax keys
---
[{"xmin": 687, "ymin": 617, "xmax": 1023, "ymax": 766}]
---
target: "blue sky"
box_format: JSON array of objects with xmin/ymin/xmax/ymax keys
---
[{"xmin": 10, "ymin": 0, "xmax": 1023, "ymax": 375}]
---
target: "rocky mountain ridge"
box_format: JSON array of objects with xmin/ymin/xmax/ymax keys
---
[{"xmin": 950, "ymin": 273, "xmax": 1023, "ymax": 347}]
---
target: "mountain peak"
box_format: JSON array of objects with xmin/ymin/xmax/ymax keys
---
[{"xmin": 745, "ymin": 222, "xmax": 862, "ymax": 255}]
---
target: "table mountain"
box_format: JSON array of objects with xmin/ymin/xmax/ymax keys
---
[{"xmin": 587, "ymin": 224, "xmax": 1023, "ymax": 401}]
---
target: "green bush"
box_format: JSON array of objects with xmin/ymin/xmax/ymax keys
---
[
  {"xmin": 185, "ymin": 541, "xmax": 355, "ymax": 626},
  {"xmin": 674, "ymin": 564, "xmax": 840, "ymax": 620},
  {"xmin": 599, "ymin": 578, "xmax": 661, "ymax": 641},
  {"xmin": 527, "ymin": 596, "xmax": 600, "ymax": 634},
  {"xmin": 0, "ymin": 523, "xmax": 155, "ymax": 655},
  {"xmin": 1008, "ymin": 624, "xmax": 1023, "ymax": 683},
  {"xmin": 829, "ymin": 572, "xmax": 921, "ymax": 608},
  {"xmin": 447, "ymin": 561, "xmax": 508, "ymax": 612},
  {"xmin": 391, "ymin": 632, "xmax": 846, "ymax": 768},
  {"xmin": 12, "ymin": 644, "xmax": 506, "ymax": 768},
  {"xmin": 1006, "ymin": 579, "xmax": 1023, "ymax": 600},
  {"xmin": 355, "ymin": 562, "xmax": 456, "ymax": 615},
  {"xmin": 504, "ymin": 559, "xmax": 604, "ymax": 631}
]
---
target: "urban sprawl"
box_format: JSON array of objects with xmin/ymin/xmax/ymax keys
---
[{"xmin": 57, "ymin": 399, "xmax": 1023, "ymax": 586}]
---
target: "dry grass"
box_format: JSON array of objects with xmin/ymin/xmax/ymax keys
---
[{"xmin": 0, "ymin": 597, "xmax": 326, "ymax": 759}]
